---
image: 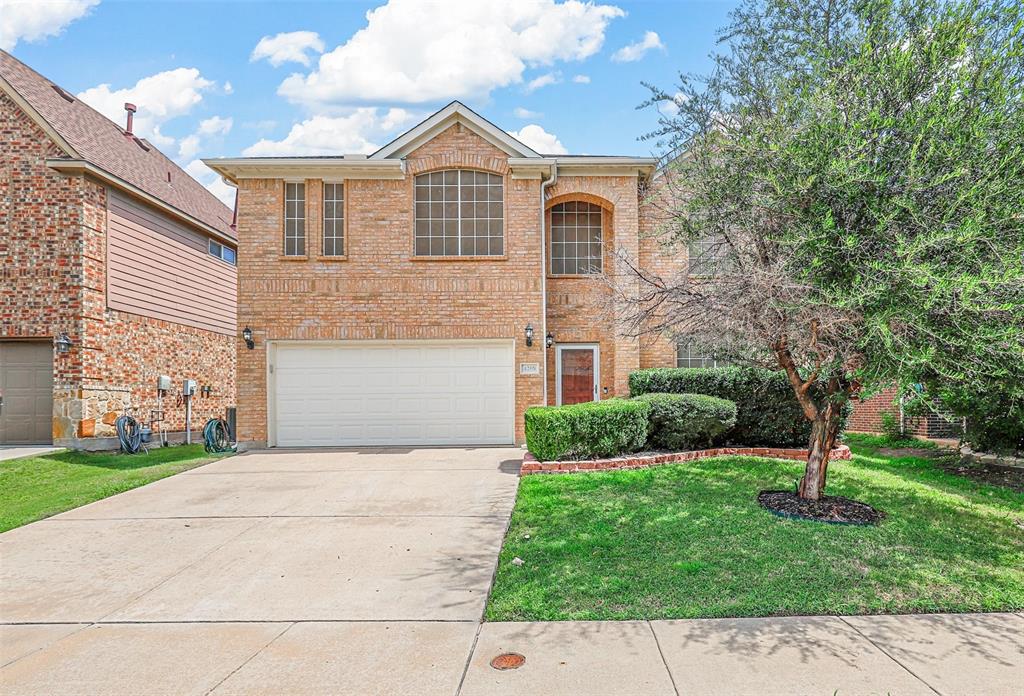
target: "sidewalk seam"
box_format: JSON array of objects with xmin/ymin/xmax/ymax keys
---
[
  {"xmin": 204, "ymin": 621, "xmax": 295, "ymax": 695},
  {"xmin": 648, "ymin": 621, "xmax": 680, "ymax": 696},
  {"xmin": 838, "ymin": 616, "xmax": 943, "ymax": 696}
]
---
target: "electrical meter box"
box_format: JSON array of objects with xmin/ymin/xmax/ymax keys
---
[
  {"xmin": 157, "ymin": 375, "xmax": 172, "ymax": 392},
  {"xmin": 182, "ymin": 379, "xmax": 197, "ymax": 396}
]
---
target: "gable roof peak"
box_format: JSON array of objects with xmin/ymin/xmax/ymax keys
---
[{"xmin": 371, "ymin": 100, "xmax": 541, "ymax": 160}]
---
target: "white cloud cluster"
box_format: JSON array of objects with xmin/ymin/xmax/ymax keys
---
[
  {"xmin": 250, "ymin": 31, "xmax": 325, "ymax": 67},
  {"xmin": 508, "ymin": 124, "xmax": 567, "ymax": 155},
  {"xmin": 513, "ymin": 107, "xmax": 541, "ymax": 119},
  {"xmin": 572, "ymin": 74, "xmax": 591, "ymax": 84},
  {"xmin": 78, "ymin": 68, "xmax": 216, "ymax": 149},
  {"xmin": 184, "ymin": 159, "xmax": 235, "ymax": 208},
  {"xmin": 178, "ymin": 115, "xmax": 233, "ymax": 160},
  {"xmin": 242, "ymin": 108, "xmax": 419, "ymax": 156},
  {"xmin": 611, "ymin": 30, "xmax": 664, "ymax": 62},
  {"xmin": 0, "ymin": 0, "xmax": 98, "ymax": 51},
  {"xmin": 658, "ymin": 91, "xmax": 688, "ymax": 117},
  {"xmin": 279, "ymin": 0, "xmax": 624, "ymax": 108}
]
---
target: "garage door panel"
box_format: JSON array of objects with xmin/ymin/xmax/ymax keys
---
[{"xmin": 273, "ymin": 342, "xmax": 514, "ymax": 447}]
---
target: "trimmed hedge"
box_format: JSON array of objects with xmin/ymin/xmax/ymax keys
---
[
  {"xmin": 629, "ymin": 367, "xmax": 848, "ymax": 447},
  {"xmin": 524, "ymin": 399, "xmax": 650, "ymax": 461},
  {"xmin": 633, "ymin": 393, "xmax": 738, "ymax": 450}
]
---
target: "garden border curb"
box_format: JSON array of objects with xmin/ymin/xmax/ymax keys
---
[{"xmin": 521, "ymin": 444, "xmax": 852, "ymax": 475}]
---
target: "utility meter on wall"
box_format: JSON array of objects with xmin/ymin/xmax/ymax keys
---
[{"xmin": 182, "ymin": 379, "xmax": 197, "ymax": 396}]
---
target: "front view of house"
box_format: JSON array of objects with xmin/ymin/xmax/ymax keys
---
[{"xmin": 206, "ymin": 102, "xmax": 687, "ymax": 448}]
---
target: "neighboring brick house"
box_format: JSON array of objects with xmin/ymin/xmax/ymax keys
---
[{"xmin": 0, "ymin": 51, "xmax": 237, "ymax": 448}]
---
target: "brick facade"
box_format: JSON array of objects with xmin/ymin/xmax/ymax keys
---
[{"xmin": 1, "ymin": 91, "xmax": 235, "ymax": 447}]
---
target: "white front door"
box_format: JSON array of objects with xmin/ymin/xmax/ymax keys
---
[
  {"xmin": 555, "ymin": 344, "xmax": 599, "ymax": 406},
  {"xmin": 271, "ymin": 341, "xmax": 515, "ymax": 447}
]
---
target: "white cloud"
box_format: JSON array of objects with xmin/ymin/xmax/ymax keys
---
[
  {"xmin": 279, "ymin": 0, "xmax": 624, "ymax": 108},
  {"xmin": 78, "ymin": 68, "xmax": 216, "ymax": 149},
  {"xmin": 611, "ymin": 30, "xmax": 665, "ymax": 62},
  {"xmin": 513, "ymin": 107, "xmax": 541, "ymax": 119},
  {"xmin": 178, "ymin": 116, "xmax": 233, "ymax": 160},
  {"xmin": 0, "ymin": 0, "xmax": 98, "ymax": 51},
  {"xmin": 251, "ymin": 30, "xmax": 325, "ymax": 67},
  {"xmin": 185, "ymin": 159, "xmax": 235, "ymax": 208},
  {"xmin": 525, "ymin": 72, "xmax": 560, "ymax": 93},
  {"xmin": 508, "ymin": 124, "xmax": 567, "ymax": 155},
  {"xmin": 572, "ymin": 74, "xmax": 591, "ymax": 83},
  {"xmin": 243, "ymin": 108, "xmax": 419, "ymax": 156},
  {"xmin": 658, "ymin": 91, "xmax": 688, "ymax": 116},
  {"xmin": 223, "ymin": 81, "xmax": 234, "ymax": 95}
]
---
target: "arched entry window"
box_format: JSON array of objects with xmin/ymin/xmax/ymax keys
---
[{"xmin": 550, "ymin": 201, "xmax": 603, "ymax": 275}]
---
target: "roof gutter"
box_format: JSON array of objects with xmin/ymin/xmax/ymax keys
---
[
  {"xmin": 46, "ymin": 158, "xmax": 236, "ymax": 245},
  {"xmin": 203, "ymin": 157, "xmax": 405, "ymax": 183}
]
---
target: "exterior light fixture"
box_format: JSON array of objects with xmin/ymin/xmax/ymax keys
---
[
  {"xmin": 242, "ymin": 327, "xmax": 255, "ymax": 350},
  {"xmin": 546, "ymin": 332, "xmax": 555, "ymax": 349},
  {"xmin": 525, "ymin": 323, "xmax": 534, "ymax": 347},
  {"xmin": 54, "ymin": 332, "xmax": 72, "ymax": 354}
]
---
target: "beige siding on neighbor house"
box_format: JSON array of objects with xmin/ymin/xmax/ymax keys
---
[{"xmin": 106, "ymin": 189, "xmax": 237, "ymax": 335}]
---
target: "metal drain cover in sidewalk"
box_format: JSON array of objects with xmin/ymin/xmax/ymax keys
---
[{"xmin": 490, "ymin": 653, "xmax": 526, "ymax": 670}]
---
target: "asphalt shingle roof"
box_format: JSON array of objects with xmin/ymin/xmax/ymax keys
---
[{"xmin": 0, "ymin": 50, "xmax": 234, "ymax": 239}]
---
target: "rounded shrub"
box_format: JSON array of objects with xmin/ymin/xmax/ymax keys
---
[
  {"xmin": 524, "ymin": 399, "xmax": 650, "ymax": 461},
  {"xmin": 633, "ymin": 392, "xmax": 738, "ymax": 450}
]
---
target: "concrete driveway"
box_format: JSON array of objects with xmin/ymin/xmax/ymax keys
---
[{"xmin": 0, "ymin": 447, "xmax": 522, "ymax": 695}]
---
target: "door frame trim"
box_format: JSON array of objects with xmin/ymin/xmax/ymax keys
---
[{"xmin": 554, "ymin": 343, "xmax": 600, "ymax": 406}]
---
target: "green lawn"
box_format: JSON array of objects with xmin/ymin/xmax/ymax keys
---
[
  {"xmin": 486, "ymin": 434, "xmax": 1024, "ymax": 621},
  {"xmin": 0, "ymin": 445, "xmax": 229, "ymax": 532}
]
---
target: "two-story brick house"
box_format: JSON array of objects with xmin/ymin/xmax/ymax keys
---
[
  {"xmin": 205, "ymin": 101, "xmax": 683, "ymax": 448},
  {"xmin": 1, "ymin": 51, "xmax": 237, "ymax": 448}
]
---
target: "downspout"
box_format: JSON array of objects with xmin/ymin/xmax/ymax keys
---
[{"xmin": 540, "ymin": 162, "xmax": 557, "ymax": 406}]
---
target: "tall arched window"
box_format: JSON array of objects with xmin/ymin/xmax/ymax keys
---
[
  {"xmin": 550, "ymin": 201, "xmax": 603, "ymax": 275},
  {"xmin": 414, "ymin": 170, "xmax": 503, "ymax": 256}
]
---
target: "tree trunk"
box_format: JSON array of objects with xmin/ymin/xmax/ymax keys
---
[{"xmin": 798, "ymin": 400, "xmax": 843, "ymax": 500}]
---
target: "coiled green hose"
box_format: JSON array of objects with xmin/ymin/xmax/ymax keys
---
[{"xmin": 203, "ymin": 417, "xmax": 235, "ymax": 453}]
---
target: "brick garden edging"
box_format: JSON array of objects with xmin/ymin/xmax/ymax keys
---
[{"xmin": 520, "ymin": 444, "xmax": 852, "ymax": 475}]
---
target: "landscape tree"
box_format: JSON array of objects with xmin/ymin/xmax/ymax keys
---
[{"xmin": 620, "ymin": 0, "xmax": 1024, "ymax": 501}]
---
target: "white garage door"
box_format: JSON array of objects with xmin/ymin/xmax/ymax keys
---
[{"xmin": 272, "ymin": 341, "xmax": 515, "ymax": 447}]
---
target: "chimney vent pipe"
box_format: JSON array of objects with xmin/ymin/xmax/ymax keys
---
[{"xmin": 123, "ymin": 102, "xmax": 137, "ymax": 136}]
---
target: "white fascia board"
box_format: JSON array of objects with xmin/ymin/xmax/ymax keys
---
[{"xmin": 202, "ymin": 158, "xmax": 405, "ymax": 183}]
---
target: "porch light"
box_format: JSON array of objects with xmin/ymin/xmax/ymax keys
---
[
  {"xmin": 242, "ymin": 327, "xmax": 255, "ymax": 350},
  {"xmin": 546, "ymin": 332, "xmax": 555, "ymax": 349},
  {"xmin": 54, "ymin": 332, "xmax": 72, "ymax": 354},
  {"xmin": 525, "ymin": 324, "xmax": 534, "ymax": 347}
]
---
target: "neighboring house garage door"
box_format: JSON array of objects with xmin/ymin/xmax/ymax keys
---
[
  {"xmin": 0, "ymin": 341, "xmax": 53, "ymax": 445},
  {"xmin": 272, "ymin": 341, "xmax": 515, "ymax": 447}
]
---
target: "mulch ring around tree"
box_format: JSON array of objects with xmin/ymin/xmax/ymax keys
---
[{"xmin": 757, "ymin": 490, "xmax": 885, "ymax": 526}]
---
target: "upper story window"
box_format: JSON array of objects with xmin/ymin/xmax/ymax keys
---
[
  {"xmin": 284, "ymin": 182, "xmax": 306, "ymax": 256},
  {"xmin": 550, "ymin": 201, "xmax": 603, "ymax": 275},
  {"xmin": 323, "ymin": 182, "xmax": 344, "ymax": 256},
  {"xmin": 676, "ymin": 340, "xmax": 727, "ymax": 368},
  {"xmin": 208, "ymin": 239, "xmax": 236, "ymax": 266},
  {"xmin": 414, "ymin": 170, "xmax": 503, "ymax": 256},
  {"xmin": 688, "ymin": 235, "xmax": 725, "ymax": 275}
]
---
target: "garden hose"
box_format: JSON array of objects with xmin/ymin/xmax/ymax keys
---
[
  {"xmin": 115, "ymin": 413, "xmax": 146, "ymax": 454},
  {"xmin": 203, "ymin": 417, "xmax": 235, "ymax": 453}
]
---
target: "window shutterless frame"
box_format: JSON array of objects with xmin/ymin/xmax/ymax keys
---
[
  {"xmin": 413, "ymin": 169, "xmax": 504, "ymax": 257},
  {"xmin": 283, "ymin": 182, "xmax": 306, "ymax": 256},
  {"xmin": 549, "ymin": 201, "xmax": 604, "ymax": 275},
  {"xmin": 322, "ymin": 182, "xmax": 344, "ymax": 257}
]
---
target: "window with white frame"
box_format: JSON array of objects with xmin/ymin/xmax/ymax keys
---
[
  {"xmin": 550, "ymin": 201, "xmax": 603, "ymax": 275},
  {"xmin": 284, "ymin": 182, "xmax": 306, "ymax": 256},
  {"xmin": 322, "ymin": 182, "xmax": 344, "ymax": 256},
  {"xmin": 207, "ymin": 239, "xmax": 236, "ymax": 265},
  {"xmin": 688, "ymin": 235, "xmax": 723, "ymax": 275},
  {"xmin": 676, "ymin": 340, "xmax": 725, "ymax": 368},
  {"xmin": 414, "ymin": 170, "xmax": 503, "ymax": 256}
]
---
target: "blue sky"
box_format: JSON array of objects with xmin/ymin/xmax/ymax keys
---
[{"xmin": 3, "ymin": 0, "xmax": 737, "ymax": 204}]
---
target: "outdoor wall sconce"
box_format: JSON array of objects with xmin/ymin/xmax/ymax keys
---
[
  {"xmin": 525, "ymin": 323, "xmax": 534, "ymax": 347},
  {"xmin": 242, "ymin": 327, "xmax": 255, "ymax": 350},
  {"xmin": 54, "ymin": 332, "xmax": 72, "ymax": 354},
  {"xmin": 546, "ymin": 332, "xmax": 555, "ymax": 349}
]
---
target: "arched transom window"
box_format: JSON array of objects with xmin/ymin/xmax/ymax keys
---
[
  {"xmin": 550, "ymin": 201, "xmax": 603, "ymax": 275},
  {"xmin": 414, "ymin": 170, "xmax": 504, "ymax": 256}
]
